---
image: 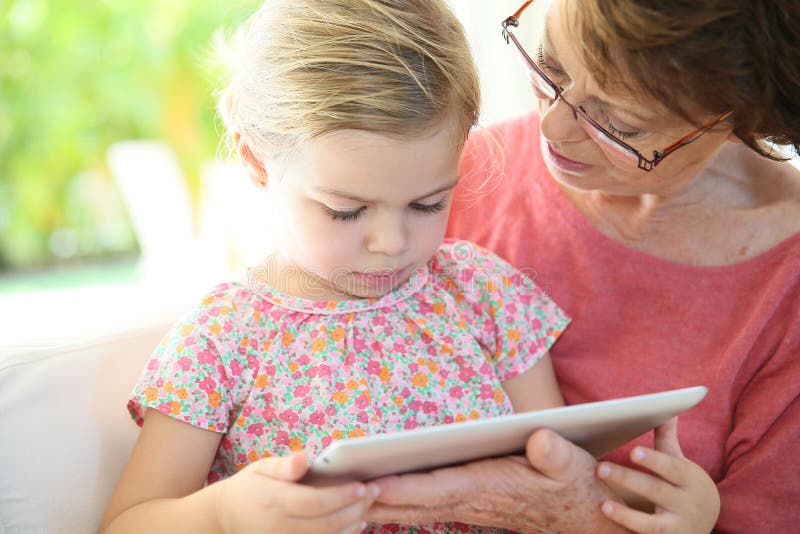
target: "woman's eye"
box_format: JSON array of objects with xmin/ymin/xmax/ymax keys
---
[
  {"xmin": 604, "ymin": 120, "xmax": 640, "ymax": 141},
  {"xmin": 410, "ymin": 199, "xmax": 447, "ymax": 214},
  {"xmin": 536, "ymin": 46, "xmax": 566, "ymax": 79},
  {"xmin": 324, "ymin": 206, "xmax": 365, "ymax": 222}
]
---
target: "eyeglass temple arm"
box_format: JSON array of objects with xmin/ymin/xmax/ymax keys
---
[{"xmin": 655, "ymin": 110, "xmax": 733, "ymax": 159}]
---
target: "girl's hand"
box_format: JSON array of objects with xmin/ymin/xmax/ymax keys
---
[
  {"xmin": 214, "ymin": 452, "xmax": 379, "ymax": 534},
  {"xmin": 597, "ymin": 417, "xmax": 720, "ymax": 533}
]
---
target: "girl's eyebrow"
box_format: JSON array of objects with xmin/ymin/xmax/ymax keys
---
[
  {"xmin": 316, "ymin": 178, "xmax": 459, "ymax": 204},
  {"xmin": 542, "ymin": 25, "xmax": 655, "ymax": 124}
]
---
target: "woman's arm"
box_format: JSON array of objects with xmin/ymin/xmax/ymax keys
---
[{"xmin": 366, "ymin": 428, "xmax": 627, "ymax": 533}]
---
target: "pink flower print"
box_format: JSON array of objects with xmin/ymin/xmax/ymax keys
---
[
  {"xmin": 479, "ymin": 361, "xmax": 492, "ymax": 375},
  {"xmin": 479, "ymin": 384, "xmax": 494, "ymax": 400},
  {"xmin": 157, "ymin": 402, "xmax": 171, "ymax": 415},
  {"xmin": 391, "ymin": 341, "xmax": 406, "ymax": 354},
  {"xmin": 294, "ymin": 384, "xmax": 310, "ymax": 397},
  {"xmin": 185, "ymin": 336, "xmax": 197, "ymax": 346},
  {"xmin": 249, "ymin": 340, "xmax": 259, "ymax": 352},
  {"xmin": 531, "ymin": 317, "xmax": 542, "ymax": 331},
  {"xmin": 422, "ymin": 401, "xmax": 438, "ymax": 414},
  {"xmin": 357, "ymin": 411, "xmax": 368, "ymax": 424},
  {"xmin": 198, "ymin": 315, "xmax": 208, "ymax": 324},
  {"xmin": 261, "ymin": 406, "xmax": 276, "ymax": 420},
  {"xmin": 325, "ymin": 404, "xmax": 337, "ymax": 416},
  {"xmin": 443, "ymin": 415, "xmax": 454, "ymax": 424},
  {"xmin": 302, "ymin": 396, "xmax": 313, "ymax": 408},
  {"xmin": 147, "ymin": 359, "xmax": 160, "ymax": 371},
  {"xmin": 366, "ymin": 360, "xmax": 381, "ymax": 375},
  {"xmin": 199, "ymin": 376, "xmax": 217, "ymax": 393},
  {"xmin": 318, "ymin": 364, "xmax": 332, "ymax": 378},
  {"xmin": 403, "ymin": 418, "xmax": 419, "ymax": 430},
  {"xmin": 404, "ymin": 337, "xmax": 414, "ymax": 346},
  {"xmin": 246, "ymin": 355, "xmax": 258, "ymax": 369},
  {"xmin": 417, "ymin": 301, "xmax": 433, "ymax": 314},
  {"xmin": 297, "ymin": 354, "xmax": 311, "ymax": 366},
  {"xmin": 279, "ymin": 410, "xmax": 299, "ymax": 427},
  {"xmin": 370, "ymin": 341, "xmax": 383, "ymax": 352},
  {"xmin": 197, "ymin": 350, "xmax": 215, "ymax": 366},
  {"xmin": 274, "ymin": 430, "xmax": 290, "ymax": 446},
  {"xmin": 372, "ymin": 315, "xmax": 387, "ymax": 327},
  {"xmin": 237, "ymin": 452, "xmax": 247, "ymax": 464},
  {"xmin": 344, "ymin": 352, "xmax": 356, "ymax": 366},
  {"xmin": 155, "ymin": 377, "xmax": 164, "ymax": 388},
  {"xmin": 242, "ymin": 405, "xmax": 254, "ymax": 417},
  {"xmin": 322, "ymin": 435, "xmax": 332, "ymax": 448},
  {"xmin": 304, "ymin": 367, "xmax": 318, "ymax": 378},
  {"xmin": 221, "ymin": 439, "xmax": 233, "ymax": 451},
  {"xmin": 401, "ymin": 387, "xmax": 411, "ymax": 398},
  {"xmin": 230, "ymin": 359, "xmax": 244, "ymax": 377},
  {"xmin": 309, "ymin": 411, "xmax": 326, "ymax": 427},
  {"xmin": 265, "ymin": 364, "xmax": 276, "ymax": 377},
  {"xmin": 458, "ymin": 367, "xmax": 476, "ymax": 382},
  {"xmin": 355, "ymin": 394, "xmax": 369, "ymax": 410},
  {"xmin": 409, "ymin": 400, "xmax": 422, "ymax": 412},
  {"xmin": 223, "ymin": 322, "xmax": 233, "ymax": 334},
  {"xmin": 247, "ymin": 423, "xmax": 264, "ymax": 436},
  {"xmin": 450, "ymin": 385, "xmax": 464, "ymax": 399},
  {"xmin": 177, "ymin": 357, "xmax": 192, "ymax": 371},
  {"xmin": 353, "ymin": 337, "xmax": 368, "ymax": 352},
  {"xmin": 408, "ymin": 362, "xmax": 419, "ymax": 373}
]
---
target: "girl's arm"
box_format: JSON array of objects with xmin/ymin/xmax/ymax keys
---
[
  {"xmin": 101, "ymin": 409, "xmax": 376, "ymax": 534},
  {"xmin": 501, "ymin": 352, "xmax": 564, "ymax": 412}
]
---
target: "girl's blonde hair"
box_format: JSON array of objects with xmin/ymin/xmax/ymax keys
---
[{"xmin": 216, "ymin": 0, "xmax": 480, "ymax": 158}]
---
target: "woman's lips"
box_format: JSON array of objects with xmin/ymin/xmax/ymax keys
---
[{"xmin": 546, "ymin": 142, "xmax": 592, "ymax": 172}]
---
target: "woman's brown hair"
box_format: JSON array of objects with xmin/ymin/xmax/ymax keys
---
[{"xmin": 574, "ymin": 0, "xmax": 800, "ymax": 160}]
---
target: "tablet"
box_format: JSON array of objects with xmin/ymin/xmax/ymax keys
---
[{"xmin": 303, "ymin": 386, "xmax": 707, "ymax": 485}]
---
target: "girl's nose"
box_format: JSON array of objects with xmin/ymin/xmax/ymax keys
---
[{"xmin": 365, "ymin": 213, "xmax": 409, "ymax": 257}]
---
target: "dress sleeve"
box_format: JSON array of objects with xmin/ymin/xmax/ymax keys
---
[
  {"xmin": 438, "ymin": 240, "xmax": 570, "ymax": 382},
  {"xmin": 715, "ymin": 327, "xmax": 800, "ymax": 532},
  {"xmin": 127, "ymin": 293, "xmax": 238, "ymax": 433}
]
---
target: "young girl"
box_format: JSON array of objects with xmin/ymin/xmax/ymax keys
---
[{"xmin": 100, "ymin": 1, "xmax": 568, "ymax": 533}]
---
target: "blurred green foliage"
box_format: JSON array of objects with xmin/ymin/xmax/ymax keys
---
[{"xmin": 0, "ymin": 0, "xmax": 259, "ymax": 273}]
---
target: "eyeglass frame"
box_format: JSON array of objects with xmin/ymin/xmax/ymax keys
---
[{"xmin": 501, "ymin": 0, "xmax": 733, "ymax": 172}]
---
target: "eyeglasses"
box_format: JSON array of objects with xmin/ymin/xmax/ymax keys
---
[{"xmin": 501, "ymin": 0, "xmax": 732, "ymax": 171}]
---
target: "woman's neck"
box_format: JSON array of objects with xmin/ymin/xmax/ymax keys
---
[{"xmin": 557, "ymin": 144, "xmax": 800, "ymax": 266}]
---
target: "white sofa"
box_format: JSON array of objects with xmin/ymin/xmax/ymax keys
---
[{"xmin": 0, "ymin": 283, "xmax": 199, "ymax": 534}]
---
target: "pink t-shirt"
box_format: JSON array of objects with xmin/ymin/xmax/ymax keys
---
[{"xmin": 448, "ymin": 113, "xmax": 800, "ymax": 533}]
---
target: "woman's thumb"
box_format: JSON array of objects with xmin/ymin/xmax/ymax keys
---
[{"xmin": 253, "ymin": 452, "xmax": 310, "ymax": 481}]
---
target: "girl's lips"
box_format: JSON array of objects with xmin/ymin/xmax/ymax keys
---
[
  {"xmin": 351, "ymin": 268, "xmax": 407, "ymax": 286},
  {"xmin": 546, "ymin": 142, "xmax": 592, "ymax": 172}
]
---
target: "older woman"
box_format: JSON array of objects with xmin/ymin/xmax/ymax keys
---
[{"xmin": 367, "ymin": 0, "xmax": 800, "ymax": 532}]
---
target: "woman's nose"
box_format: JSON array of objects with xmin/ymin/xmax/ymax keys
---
[
  {"xmin": 365, "ymin": 213, "xmax": 409, "ymax": 257},
  {"xmin": 539, "ymin": 96, "xmax": 586, "ymax": 143}
]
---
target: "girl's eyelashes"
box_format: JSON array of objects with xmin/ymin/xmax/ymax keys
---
[
  {"xmin": 323, "ymin": 199, "xmax": 448, "ymax": 222},
  {"xmin": 410, "ymin": 199, "xmax": 447, "ymax": 214},
  {"xmin": 324, "ymin": 206, "xmax": 365, "ymax": 222}
]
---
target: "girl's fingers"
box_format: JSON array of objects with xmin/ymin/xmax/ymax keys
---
[
  {"xmin": 630, "ymin": 446, "xmax": 690, "ymax": 487},
  {"xmin": 289, "ymin": 495, "xmax": 374, "ymax": 533},
  {"xmin": 252, "ymin": 452, "xmax": 310, "ymax": 481},
  {"xmin": 597, "ymin": 461, "xmax": 680, "ymax": 509},
  {"xmin": 601, "ymin": 499, "xmax": 666, "ymax": 533},
  {"xmin": 281, "ymin": 482, "xmax": 378, "ymax": 517},
  {"xmin": 654, "ymin": 417, "xmax": 684, "ymax": 458}
]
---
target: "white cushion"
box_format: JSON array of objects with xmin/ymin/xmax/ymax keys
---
[{"xmin": 0, "ymin": 324, "xmax": 168, "ymax": 534}]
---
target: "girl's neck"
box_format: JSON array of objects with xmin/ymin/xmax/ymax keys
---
[{"xmin": 252, "ymin": 254, "xmax": 362, "ymax": 301}]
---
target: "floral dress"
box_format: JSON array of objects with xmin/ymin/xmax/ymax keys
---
[{"xmin": 129, "ymin": 239, "xmax": 570, "ymax": 533}]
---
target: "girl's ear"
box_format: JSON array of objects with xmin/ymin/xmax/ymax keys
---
[{"xmin": 235, "ymin": 133, "xmax": 269, "ymax": 190}]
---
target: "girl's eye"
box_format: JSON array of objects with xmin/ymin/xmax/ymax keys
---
[
  {"xmin": 325, "ymin": 206, "xmax": 365, "ymax": 222},
  {"xmin": 410, "ymin": 199, "xmax": 447, "ymax": 214}
]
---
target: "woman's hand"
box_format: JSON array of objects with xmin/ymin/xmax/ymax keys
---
[
  {"xmin": 366, "ymin": 429, "xmax": 627, "ymax": 533},
  {"xmin": 596, "ymin": 418, "xmax": 720, "ymax": 533},
  {"xmin": 214, "ymin": 452, "xmax": 380, "ymax": 534}
]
